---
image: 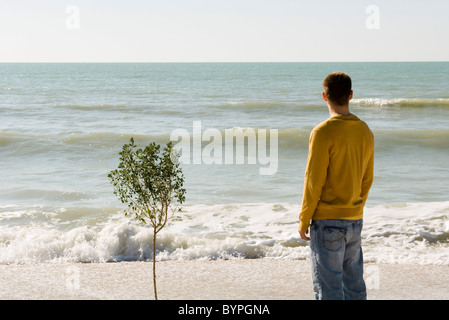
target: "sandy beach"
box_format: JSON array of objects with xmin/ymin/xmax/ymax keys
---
[{"xmin": 1, "ymin": 259, "xmax": 448, "ymax": 300}]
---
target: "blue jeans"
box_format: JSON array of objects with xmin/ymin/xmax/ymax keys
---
[{"xmin": 310, "ymin": 219, "xmax": 366, "ymax": 300}]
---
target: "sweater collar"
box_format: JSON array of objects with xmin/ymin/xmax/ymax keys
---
[{"xmin": 330, "ymin": 113, "xmax": 359, "ymax": 120}]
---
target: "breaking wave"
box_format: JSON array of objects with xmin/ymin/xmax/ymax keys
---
[{"xmin": 1, "ymin": 202, "xmax": 448, "ymax": 265}]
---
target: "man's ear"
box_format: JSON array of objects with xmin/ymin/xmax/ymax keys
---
[
  {"xmin": 322, "ymin": 92, "xmax": 328, "ymax": 101},
  {"xmin": 349, "ymin": 90, "xmax": 353, "ymax": 101}
]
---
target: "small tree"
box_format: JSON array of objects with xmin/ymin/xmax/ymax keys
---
[{"xmin": 108, "ymin": 138, "xmax": 186, "ymax": 300}]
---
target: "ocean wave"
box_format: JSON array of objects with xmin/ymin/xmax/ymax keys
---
[
  {"xmin": 212, "ymin": 101, "xmax": 323, "ymax": 112},
  {"xmin": 207, "ymin": 98, "xmax": 449, "ymax": 112},
  {"xmin": 52, "ymin": 104, "xmax": 184, "ymax": 115},
  {"xmin": 2, "ymin": 126, "xmax": 448, "ymax": 157},
  {"xmin": 0, "ymin": 131, "xmax": 171, "ymax": 153},
  {"xmin": 373, "ymin": 129, "xmax": 449, "ymax": 149},
  {"xmin": 352, "ymin": 98, "xmax": 449, "ymax": 108},
  {"xmin": 363, "ymin": 202, "xmax": 449, "ymax": 265},
  {"xmin": 61, "ymin": 132, "xmax": 170, "ymax": 146},
  {"xmin": 111, "ymin": 127, "xmax": 449, "ymax": 150},
  {"xmin": 3, "ymin": 189, "xmax": 91, "ymax": 204},
  {"xmin": 50, "ymin": 98, "xmax": 449, "ymax": 112},
  {"xmin": 0, "ymin": 203, "xmax": 305, "ymax": 264},
  {"xmin": 47, "ymin": 98, "xmax": 449, "ymax": 115},
  {"xmin": 1, "ymin": 202, "xmax": 448, "ymax": 265},
  {"xmin": 227, "ymin": 101, "xmax": 297, "ymax": 108},
  {"xmin": 54, "ymin": 104, "xmax": 133, "ymax": 111}
]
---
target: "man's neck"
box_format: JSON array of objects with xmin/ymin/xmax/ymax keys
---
[{"xmin": 328, "ymin": 104, "xmax": 350, "ymax": 117}]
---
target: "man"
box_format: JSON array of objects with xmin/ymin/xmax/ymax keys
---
[{"xmin": 298, "ymin": 72, "xmax": 374, "ymax": 300}]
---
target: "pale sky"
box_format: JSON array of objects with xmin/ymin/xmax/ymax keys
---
[{"xmin": 1, "ymin": 0, "xmax": 448, "ymax": 62}]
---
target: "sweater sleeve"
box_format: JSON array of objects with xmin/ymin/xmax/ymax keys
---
[
  {"xmin": 299, "ymin": 128, "xmax": 329, "ymax": 233},
  {"xmin": 360, "ymin": 139, "xmax": 374, "ymax": 206}
]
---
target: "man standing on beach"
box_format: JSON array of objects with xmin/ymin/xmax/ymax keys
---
[{"xmin": 298, "ymin": 72, "xmax": 374, "ymax": 300}]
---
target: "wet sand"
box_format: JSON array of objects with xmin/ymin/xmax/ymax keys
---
[{"xmin": 1, "ymin": 259, "xmax": 448, "ymax": 300}]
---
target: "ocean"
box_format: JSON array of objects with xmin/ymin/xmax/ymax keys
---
[{"xmin": 1, "ymin": 62, "xmax": 448, "ymax": 265}]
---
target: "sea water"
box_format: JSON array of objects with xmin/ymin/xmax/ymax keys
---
[{"xmin": 1, "ymin": 62, "xmax": 448, "ymax": 264}]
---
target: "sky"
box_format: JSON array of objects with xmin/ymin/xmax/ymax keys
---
[{"xmin": 0, "ymin": 0, "xmax": 448, "ymax": 62}]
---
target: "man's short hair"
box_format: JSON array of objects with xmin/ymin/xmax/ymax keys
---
[{"xmin": 322, "ymin": 72, "xmax": 352, "ymax": 106}]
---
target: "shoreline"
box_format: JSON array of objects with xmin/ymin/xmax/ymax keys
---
[{"xmin": 1, "ymin": 259, "xmax": 449, "ymax": 300}]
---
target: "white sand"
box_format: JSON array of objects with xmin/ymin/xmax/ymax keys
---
[{"xmin": 1, "ymin": 259, "xmax": 448, "ymax": 300}]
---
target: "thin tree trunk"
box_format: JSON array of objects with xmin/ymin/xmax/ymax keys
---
[{"xmin": 153, "ymin": 228, "xmax": 158, "ymax": 300}]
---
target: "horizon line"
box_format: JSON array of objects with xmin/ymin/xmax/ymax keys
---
[{"xmin": 0, "ymin": 60, "xmax": 448, "ymax": 64}]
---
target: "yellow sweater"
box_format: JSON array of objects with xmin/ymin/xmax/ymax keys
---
[{"xmin": 299, "ymin": 113, "xmax": 374, "ymax": 233}]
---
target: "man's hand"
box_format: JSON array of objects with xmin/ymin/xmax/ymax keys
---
[{"xmin": 299, "ymin": 228, "xmax": 310, "ymax": 241}]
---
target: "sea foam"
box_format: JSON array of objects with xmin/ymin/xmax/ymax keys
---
[{"xmin": 1, "ymin": 202, "xmax": 448, "ymax": 265}]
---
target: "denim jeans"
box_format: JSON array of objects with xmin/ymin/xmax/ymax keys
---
[{"xmin": 310, "ymin": 219, "xmax": 366, "ymax": 300}]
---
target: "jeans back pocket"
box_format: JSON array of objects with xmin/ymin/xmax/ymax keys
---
[{"xmin": 322, "ymin": 226, "xmax": 346, "ymax": 252}]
